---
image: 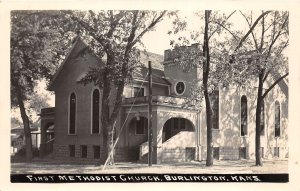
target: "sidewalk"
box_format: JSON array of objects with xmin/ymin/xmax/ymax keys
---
[{"xmin": 11, "ymin": 159, "xmax": 288, "ymax": 174}]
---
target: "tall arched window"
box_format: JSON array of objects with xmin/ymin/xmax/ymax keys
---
[
  {"xmin": 241, "ymin": 95, "xmax": 248, "ymax": 136},
  {"xmin": 92, "ymin": 89, "xmax": 100, "ymax": 134},
  {"xmin": 69, "ymin": 93, "xmax": 76, "ymax": 134},
  {"xmin": 211, "ymin": 90, "xmax": 219, "ymax": 129},
  {"xmin": 275, "ymin": 101, "xmax": 281, "ymax": 137},
  {"xmin": 260, "ymin": 100, "xmax": 265, "ymax": 136}
]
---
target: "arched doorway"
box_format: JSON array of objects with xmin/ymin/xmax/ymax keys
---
[
  {"xmin": 162, "ymin": 118, "xmax": 194, "ymax": 143},
  {"xmin": 127, "ymin": 116, "xmax": 148, "ymax": 161},
  {"xmin": 162, "ymin": 117, "xmax": 196, "ymax": 162}
]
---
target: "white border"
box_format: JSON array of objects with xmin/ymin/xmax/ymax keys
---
[{"xmin": 1, "ymin": 2, "xmax": 300, "ymax": 191}]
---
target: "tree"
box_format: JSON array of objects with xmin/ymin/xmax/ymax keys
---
[
  {"xmin": 64, "ymin": 10, "xmax": 168, "ymax": 164},
  {"xmin": 233, "ymin": 11, "xmax": 289, "ymax": 166},
  {"xmin": 170, "ymin": 10, "xmax": 239, "ymax": 166},
  {"xmin": 11, "ymin": 11, "xmax": 69, "ymax": 161}
]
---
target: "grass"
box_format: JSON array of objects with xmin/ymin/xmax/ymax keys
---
[{"xmin": 11, "ymin": 159, "xmax": 288, "ymax": 174}]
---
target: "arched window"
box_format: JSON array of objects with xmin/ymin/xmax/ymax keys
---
[
  {"xmin": 69, "ymin": 93, "xmax": 76, "ymax": 134},
  {"xmin": 275, "ymin": 101, "xmax": 281, "ymax": 137},
  {"xmin": 241, "ymin": 95, "xmax": 248, "ymax": 136},
  {"xmin": 92, "ymin": 89, "xmax": 100, "ymax": 134},
  {"xmin": 211, "ymin": 90, "xmax": 219, "ymax": 129},
  {"xmin": 260, "ymin": 100, "xmax": 265, "ymax": 136}
]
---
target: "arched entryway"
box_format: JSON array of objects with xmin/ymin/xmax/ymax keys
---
[
  {"xmin": 161, "ymin": 117, "xmax": 196, "ymax": 162},
  {"xmin": 127, "ymin": 116, "xmax": 148, "ymax": 161},
  {"xmin": 162, "ymin": 117, "xmax": 194, "ymax": 143}
]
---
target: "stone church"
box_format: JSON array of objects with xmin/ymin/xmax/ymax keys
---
[{"xmin": 39, "ymin": 36, "xmax": 288, "ymax": 164}]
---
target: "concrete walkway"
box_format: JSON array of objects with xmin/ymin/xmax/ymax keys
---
[{"xmin": 11, "ymin": 159, "xmax": 288, "ymax": 174}]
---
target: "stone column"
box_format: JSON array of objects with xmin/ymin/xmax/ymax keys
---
[{"xmin": 153, "ymin": 108, "xmax": 165, "ymax": 164}]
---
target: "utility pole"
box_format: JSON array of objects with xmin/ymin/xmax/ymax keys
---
[{"xmin": 148, "ymin": 61, "xmax": 153, "ymax": 167}]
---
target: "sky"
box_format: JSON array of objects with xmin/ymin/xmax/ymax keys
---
[{"xmin": 140, "ymin": 11, "xmax": 250, "ymax": 55}]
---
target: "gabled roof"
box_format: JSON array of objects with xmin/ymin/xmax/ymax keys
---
[
  {"xmin": 48, "ymin": 36, "xmax": 168, "ymax": 90},
  {"xmin": 48, "ymin": 36, "xmax": 87, "ymax": 91}
]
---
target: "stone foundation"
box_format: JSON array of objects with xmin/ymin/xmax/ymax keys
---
[
  {"xmin": 161, "ymin": 147, "xmax": 196, "ymax": 163},
  {"xmin": 53, "ymin": 144, "xmax": 106, "ymax": 163},
  {"xmin": 53, "ymin": 144, "xmax": 288, "ymax": 163}
]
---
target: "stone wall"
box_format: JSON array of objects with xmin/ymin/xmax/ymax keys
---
[
  {"xmin": 53, "ymin": 143, "xmax": 106, "ymax": 163},
  {"xmin": 161, "ymin": 147, "xmax": 196, "ymax": 163}
]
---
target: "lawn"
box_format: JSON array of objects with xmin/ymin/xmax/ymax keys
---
[{"xmin": 11, "ymin": 159, "xmax": 288, "ymax": 174}]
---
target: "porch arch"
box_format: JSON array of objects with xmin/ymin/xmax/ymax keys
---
[{"xmin": 162, "ymin": 117, "xmax": 195, "ymax": 143}]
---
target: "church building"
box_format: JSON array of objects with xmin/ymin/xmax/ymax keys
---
[{"xmin": 39, "ymin": 37, "xmax": 288, "ymax": 164}]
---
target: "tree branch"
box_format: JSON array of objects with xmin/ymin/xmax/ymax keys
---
[
  {"xmin": 130, "ymin": 11, "xmax": 166, "ymax": 47},
  {"xmin": 235, "ymin": 11, "xmax": 272, "ymax": 52},
  {"xmin": 211, "ymin": 20, "xmax": 239, "ymax": 40},
  {"xmin": 262, "ymin": 72, "xmax": 288, "ymax": 98},
  {"xmin": 209, "ymin": 10, "xmax": 236, "ymax": 40},
  {"xmin": 259, "ymin": 11, "xmax": 265, "ymax": 51},
  {"xmin": 267, "ymin": 13, "xmax": 289, "ymax": 57},
  {"xmin": 67, "ymin": 12, "xmax": 106, "ymax": 48},
  {"xmin": 239, "ymin": 11, "xmax": 259, "ymax": 51},
  {"xmin": 262, "ymin": 70, "xmax": 270, "ymax": 82}
]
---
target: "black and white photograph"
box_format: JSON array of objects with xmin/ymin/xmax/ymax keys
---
[{"xmin": 1, "ymin": 0, "xmax": 300, "ymax": 190}]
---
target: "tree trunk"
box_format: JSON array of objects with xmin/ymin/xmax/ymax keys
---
[
  {"xmin": 203, "ymin": 10, "xmax": 213, "ymax": 167},
  {"xmin": 101, "ymin": 67, "xmax": 127, "ymax": 165},
  {"xmin": 204, "ymin": 89, "xmax": 214, "ymax": 166},
  {"xmin": 16, "ymin": 87, "xmax": 33, "ymax": 161},
  {"xmin": 255, "ymin": 72, "xmax": 264, "ymax": 166},
  {"xmin": 101, "ymin": 68, "xmax": 112, "ymax": 164}
]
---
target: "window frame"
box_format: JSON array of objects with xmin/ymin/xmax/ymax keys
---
[
  {"xmin": 91, "ymin": 88, "xmax": 100, "ymax": 134},
  {"xmin": 69, "ymin": 145, "xmax": 75, "ymax": 157},
  {"xmin": 133, "ymin": 86, "xmax": 145, "ymax": 97},
  {"xmin": 81, "ymin": 145, "xmax": 87, "ymax": 158},
  {"xmin": 275, "ymin": 101, "xmax": 281, "ymax": 137},
  {"xmin": 274, "ymin": 147, "xmax": 280, "ymax": 158},
  {"xmin": 174, "ymin": 81, "xmax": 186, "ymax": 96},
  {"xmin": 240, "ymin": 95, "xmax": 248, "ymax": 137},
  {"xmin": 68, "ymin": 92, "xmax": 77, "ymax": 135},
  {"xmin": 93, "ymin": 145, "xmax": 101, "ymax": 159},
  {"xmin": 211, "ymin": 90, "xmax": 219, "ymax": 130},
  {"xmin": 213, "ymin": 147, "xmax": 220, "ymax": 160},
  {"xmin": 239, "ymin": 147, "xmax": 247, "ymax": 159},
  {"xmin": 135, "ymin": 117, "xmax": 147, "ymax": 135}
]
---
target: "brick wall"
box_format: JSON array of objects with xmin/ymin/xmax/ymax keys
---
[
  {"xmin": 53, "ymin": 143, "xmax": 106, "ymax": 163},
  {"xmin": 219, "ymin": 147, "xmax": 240, "ymax": 160},
  {"xmin": 161, "ymin": 147, "xmax": 196, "ymax": 163}
]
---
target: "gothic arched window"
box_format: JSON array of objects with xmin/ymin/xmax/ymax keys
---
[
  {"xmin": 69, "ymin": 93, "xmax": 76, "ymax": 134},
  {"xmin": 92, "ymin": 89, "xmax": 100, "ymax": 134},
  {"xmin": 241, "ymin": 95, "xmax": 248, "ymax": 136},
  {"xmin": 275, "ymin": 101, "xmax": 281, "ymax": 137}
]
